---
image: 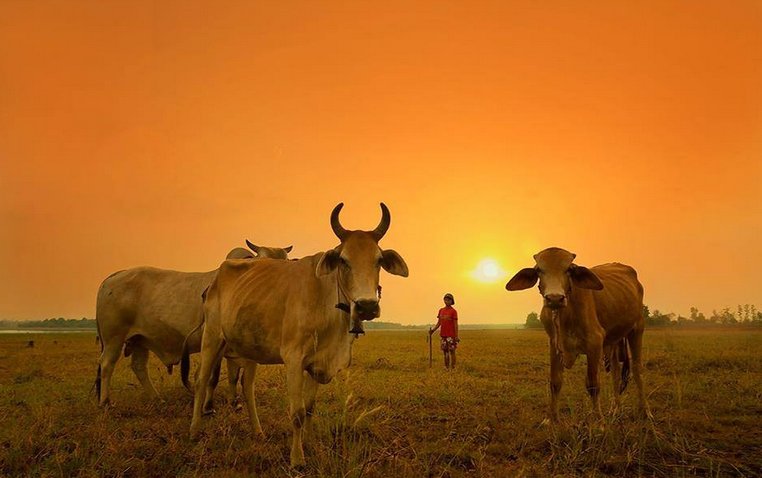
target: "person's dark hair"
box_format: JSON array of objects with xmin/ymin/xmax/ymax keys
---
[{"xmin": 444, "ymin": 293, "xmax": 455, "ymax": 305}]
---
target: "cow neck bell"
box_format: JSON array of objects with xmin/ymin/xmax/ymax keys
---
[
  {"xmin": 349, "ymin": 318, "xmax": 365, "ymax": 337},
  {"xmin": 334, "ymin": 280, "xmax": 382, "ymax": 338}
]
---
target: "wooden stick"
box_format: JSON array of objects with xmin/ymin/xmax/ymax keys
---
[{"xmin": 428, "ymin": 329, "xmax": 433, "ymax": 368}]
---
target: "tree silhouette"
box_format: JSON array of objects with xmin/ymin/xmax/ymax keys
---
[{"xmin": 525, "ymin": 311, "xmax": 542, "ymax": 328}]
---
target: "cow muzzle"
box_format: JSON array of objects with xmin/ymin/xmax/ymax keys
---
[
  {"xmin": 544, "ymin": 293, "xmax": 567, "ymax": 309},
  {"xmin": 353, "ymin": 299, "xmax": 380, "ymax": 321}
]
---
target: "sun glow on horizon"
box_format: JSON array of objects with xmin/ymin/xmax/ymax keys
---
[{"xmin": 470, "ymin": 258, "xmax": 508, "ymax": 284}]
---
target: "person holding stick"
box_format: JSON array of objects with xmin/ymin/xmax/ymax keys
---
[{"xmin": 429, "ymin": 293, "xmax": 459, "ymax": 369}]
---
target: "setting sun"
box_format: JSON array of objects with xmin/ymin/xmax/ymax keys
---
[{"xmin": 471, "ymin": 259, "xmax": 507, "ymax": 283}]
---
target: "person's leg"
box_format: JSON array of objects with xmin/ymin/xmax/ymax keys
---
[
  {"xmin": 450, "ymin": 350, "xmax": 456, "ymax": 369},
  {"xmin": 440, "ymin": 338, "xmax": 449, "ymax": 368}
]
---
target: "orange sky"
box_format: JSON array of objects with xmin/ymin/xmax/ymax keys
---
[{"xmin": 1, "ymin": 1, "xmax": 761, "ymax": 324}]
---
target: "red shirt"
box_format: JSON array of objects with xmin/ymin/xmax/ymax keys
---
[{"xmin": 438, "ymin": 306, "xmax": 458, "ymax": 337}]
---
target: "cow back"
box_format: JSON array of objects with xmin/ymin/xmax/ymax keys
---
[
  {"xmin": 589, "ymin": 263, "xmax": 644, "ymax": 341},
  {"xmin": 211, "ymin": 254, "xmax": 353, "ymax": 374},
  {"xmin": 97, "ymin": 267, "xmax": 216, "ymax": 363}
]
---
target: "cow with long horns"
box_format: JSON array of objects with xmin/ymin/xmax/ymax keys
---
[
  {"xmin": 505, "ymin": 247, "xmax": 650, "ymax": 421},
  {"xmin": 95, "ymin": 243, "xmax": 292, "ymax": 407},
  {"xmin": 190, "ymin": 203, "xmax": 409, "ymax": 468}
]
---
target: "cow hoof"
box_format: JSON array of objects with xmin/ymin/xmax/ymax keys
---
[{"xmin": 290, "ymin": 451, "xmax": 307, "ymax": 470}]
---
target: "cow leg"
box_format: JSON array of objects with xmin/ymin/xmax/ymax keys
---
[
  {"xmin": 130, "ymin": 345, "xmax": 160, "ymax": 401},
  {"xmin": 242, "ymin": 361, "xmax": 263, "ymax": 436},
  {"xmin": 302, "ymin": 372, "xmax": 319, "ymax": 444},
  {"xmin": 627, "ymin": 328, "xmax": 652, "ymax": 419},
  {"xmin": 608, "ymin": 345, "xmax": 622, "ymax": 413},
  {"xmin": 99, "ymin": 338, "xmax": 124, "ymax": 407},
  {"xmin": 190, "ymin": 335, "xmax": 226, "ymax": 439},
  {"xmin": 548, "ymin": 344, "xmax": 564, "ymax": 422},
  {"xmin": 285, "ymin": 361, "xmax": 307, "ymax": 468},
  {"xmin": 227, "ymin": 359, "xmax": 241, "ymax": 406},
  {"xmin": 203, "ymin": 360, "xmax": 222, "ymax": 414},
  {"xmin": 586, "ymin": 345, "xmax": 604, "ymax": 419}
]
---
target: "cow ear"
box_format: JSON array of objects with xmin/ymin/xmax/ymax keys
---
[
  {"xmin": 570, "ymin": 265, "xmax": 603, "ymax": 290},
  {"xmin": 380, "ymin": 249, "xmax": 409, "ymax": 277},
  {"xmin": 505, "ymin": 268, "xmax": 539, "ymax": 291},
  {"xmin": 284, "ymin": 245, "xmax": 293, "ymax": 253},
  {"xmin": 245, "ymin": 240, "xmax": 260, "ymax": 255},
  {"xmin": 316, "ymin": 249, "xmax": 341, "ymax": 277}
]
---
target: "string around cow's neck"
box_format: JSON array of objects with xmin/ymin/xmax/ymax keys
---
[
  {"xmin": 335, "ymin": 267, "xmax": 365, "ymax": 337},
  {"xmin": 552, "ymin": 309, "xmax": 564, "ymax": 363}
]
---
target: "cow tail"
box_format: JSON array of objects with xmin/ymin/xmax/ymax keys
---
[
  {"xmin": 211, "ymin": 360, "xmax": 221, "ymax": 389},
  {"xmin": 95, "ymin": 318, "xmax": 104, "ymax": 401},
  {"xmin": 181, "ymin": 343, "xmax": 192, "ymax": 392},
  {"xmin": 619, "ymin": 339, "xmax": 630, "ymax": 394},
  {"xmin": 181, "ymin": 312, "xmax": 206, "ymax": 392},
  {"xmin": 180, "ymin": 330, "xmax": 196, "ymax": 392}
]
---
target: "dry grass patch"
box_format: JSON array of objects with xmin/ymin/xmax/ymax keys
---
[{"xmin": 1, "ymin": 329, "xmax": 761, "ymax": 477}]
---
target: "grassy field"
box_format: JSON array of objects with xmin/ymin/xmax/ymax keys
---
[{"xmin": 1, "ymin": 329, "xmax": 761, "ymax": 477}]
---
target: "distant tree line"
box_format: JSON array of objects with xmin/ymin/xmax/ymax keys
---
[
  {"xmin": 0, "ymin": 317, "xmax": 97, "ymax": 329},
  {"xmin": 362, "ymin": 321, "xmax": 426, "ymax": 330},
  {"xmin": 644, "ymin": 304, "xmax": 761, "ymax": 327},
  {"xmin": 524, "ymin": 305, "xmax": 762, "ymax": 328},
  {"xmin": 0, "ymin": 318, "xmax": 422, "ymax": 331}
]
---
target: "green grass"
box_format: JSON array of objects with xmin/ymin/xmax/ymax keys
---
[{"xmin": 1, "ymin": 329, "xmax": 761, "ymax": 477}]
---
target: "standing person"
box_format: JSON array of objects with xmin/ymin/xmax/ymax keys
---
[{"xmin": 429, "ymin": 293, "xmax": 459, "ymax": 369}]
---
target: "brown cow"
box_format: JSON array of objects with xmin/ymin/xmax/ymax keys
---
[
  {"xmin": 505, "ymin": 247, "xmax": 650, "ymax": 421},
  {"xmin": 190, "ymin": 203, "xmax": 409, "ymax": 468},
  {"xmin": 95, "ymin": 244, "xmax": 291, "ymax": 408}
]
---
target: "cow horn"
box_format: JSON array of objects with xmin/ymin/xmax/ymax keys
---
[
  {"xmin": 330, "ymin": 203, "xmax": 348, "ymax": 240},
  {"xmin": 372, "ymin": 203, "xmax": 391, "ymax": 240},
  {"xmin": 245, "ymin": 240, "xmax": 260, "ymax": 254}
]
